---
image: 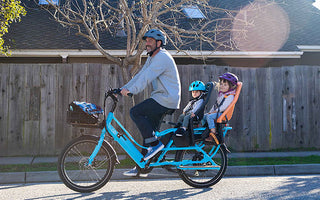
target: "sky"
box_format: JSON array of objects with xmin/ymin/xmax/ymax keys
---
[{"xmin": 313, "ymin": 0, "xmax": 320, "ymax": 9}]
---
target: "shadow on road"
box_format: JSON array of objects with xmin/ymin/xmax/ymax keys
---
[
  {"xmin": 228, "ymin": 176, "xmax": 320, "ymax": 200},
  {"xmin": 25, "ymin": 187, "xmax": 212, "ymax": 200},
  {"xmin": 99, "ymin": 188, "xmax": 212, "ymax": 200}
]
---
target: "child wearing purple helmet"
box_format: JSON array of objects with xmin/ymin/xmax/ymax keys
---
[{"xmin": 203, "ymin": 72, "xmax": 238, "ymax": 144}]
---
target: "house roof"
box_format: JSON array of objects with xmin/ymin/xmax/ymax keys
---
[{"xmin": 3, "ymin": 0, "xmax": 320, "ymax": 55}]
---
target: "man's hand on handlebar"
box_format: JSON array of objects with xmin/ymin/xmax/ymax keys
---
[{"xmin": 120, "ymin": 88, "xmax": 131, "ymax": 97}]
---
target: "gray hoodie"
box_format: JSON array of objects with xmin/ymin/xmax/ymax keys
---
[{"xmin": 123, "ymin": 49, "xmax": 181, "ymax": 109}]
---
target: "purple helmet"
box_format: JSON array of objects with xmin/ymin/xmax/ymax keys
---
[{"xmin": 219, "ymin": 72, "xmax": 238, "ymax": 86}]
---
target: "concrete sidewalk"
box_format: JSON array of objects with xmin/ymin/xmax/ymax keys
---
[{"xmin": 1, "ymin": 151, "xmax": 320, "ymax": 184}]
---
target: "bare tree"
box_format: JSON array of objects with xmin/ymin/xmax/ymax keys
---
[{"xmin": 43, "ymin": 0, "xmax": 276, "ymax": 82}]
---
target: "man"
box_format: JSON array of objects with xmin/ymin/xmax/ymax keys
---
[{"xmin": 121, "ymin": 29, "xmax": 181, "ymax": 176}]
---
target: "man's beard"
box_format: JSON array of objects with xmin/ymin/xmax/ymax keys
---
[{"xmin": 146, "ymin": 45, "xmax": 159, "ymax": 56}]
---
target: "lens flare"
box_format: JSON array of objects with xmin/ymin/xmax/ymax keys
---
[{"xmin": 231, "ymin": 1, "xmax": 290, "ymax": 52}]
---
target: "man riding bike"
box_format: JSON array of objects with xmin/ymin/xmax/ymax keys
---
[{"xmin": 120, "ymin": 29, "xmax": 181, "ymax": 177}]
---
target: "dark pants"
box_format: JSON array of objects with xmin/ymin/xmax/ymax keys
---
[{"xmin": 130, "ymin": 98, "xmax": 170, "ymax": 148}]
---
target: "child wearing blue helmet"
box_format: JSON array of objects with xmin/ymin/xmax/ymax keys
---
[{"xmin": 175, "ymin": 81, "xmax": 206, "ymax": 136}]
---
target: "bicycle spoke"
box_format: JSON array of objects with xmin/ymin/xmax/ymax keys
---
[{"xmin": 70, "ymin": 146, "xmax": 84, "ymax": 158}]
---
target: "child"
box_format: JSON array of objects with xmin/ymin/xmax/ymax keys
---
[
  {"xmin": 203, "ymin": 72, "xmax": 238, "ymax": 144},
  {"xmin": 175, "ymin": 81, "xmax": 206, "ymax": 136}
]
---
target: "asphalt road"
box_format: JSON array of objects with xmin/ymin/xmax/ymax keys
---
[{"xmin": 1, "ymin": 175, "xmax": 319, "ymax": 200}]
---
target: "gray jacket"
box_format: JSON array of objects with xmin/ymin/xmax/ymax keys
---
[{"xmin": 123, "ymin": 49, "xmax": 181, "ymax": 109}]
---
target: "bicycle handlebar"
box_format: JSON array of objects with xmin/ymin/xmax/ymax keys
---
[
  {"xmin": 103, "ymin": 88, "xmax": 132, "ymax": 118},
  {"xmin": 107, "ymin": 88, "xmax": 133, "ymax": 97}
]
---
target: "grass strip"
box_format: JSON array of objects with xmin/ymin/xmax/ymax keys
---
[
  {"xmin": 228, "ymin": 155, "xmax": 320, "ymax": 166},
  {"xmin": 0, "ymin": 155, "xmax": 319, "ymax": 173}
]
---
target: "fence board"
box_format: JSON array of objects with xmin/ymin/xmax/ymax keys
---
[
  {"xmin": 86, "ymin": 64, "xmax": 104, "ymax": 136},
  {"xmin": 55, "ymin": 64, "xmax": 73, "ymax": 153},
  {"xmin": 255, "ymin": 67, "xmax": 271, "ymax": 150},
  {"xmin": 70, "ymin": 64, "xmax": 88, "ymax": 139},
  {"xmin": 0, "ymin": 64, "xmax": 9, "ymax": 155},
  {"xmin": 237, "ymin": 68, "xmax": 257, "ymax": 151},
  {"xmin": 310, "ymin": 66, "xmax": 320, "ymax": 147},
  {"xmin": 299, "ymin": 66, "xmax": 313, "ymax": 147},
  {"xmin": 269, "ymin": 67, "xmax": 283, "ymax": 149},
  {"xmin": 7, "ymin": 65, "xmax": 25, "ymax": 155},
  {"xmin": 306, "ymin": 66, "xmax": 320, "ymax": 146},
  {"xmin": 39, "ymin": 65, "xmax": 56, "ymax": 155},
  {"xmin": 294, "ymin": 66, "xmax": 306, "ymax": 148},
  {"xmin": 281, "ymin": 66, "xmax": 296, "ymax": 148},
  {"xmin": 23, "ymin": 65, "xmax": 41, "ymax": 155}
]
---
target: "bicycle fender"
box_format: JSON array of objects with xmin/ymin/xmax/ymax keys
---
[
  {"xmin": 81, "ymin": 134, "xmax": 120, "ymax": 164},
  {"xmin": 221, "ymin": 143, "xmax": 231, "ymax": 154}
]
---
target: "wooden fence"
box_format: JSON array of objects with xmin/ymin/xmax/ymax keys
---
[{"xmin": 0, "ymin": 63, "xmax": 319, "ymax": 156}]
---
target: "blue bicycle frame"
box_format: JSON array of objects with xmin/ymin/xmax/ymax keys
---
[{"xmin": 88, "ymin": 90, "xmax": 231, "ymax": 170}]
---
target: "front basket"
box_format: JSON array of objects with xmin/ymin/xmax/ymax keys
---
[{"xmin": 67, "ymin": 101, "xmax": 104, "ymax": 128}]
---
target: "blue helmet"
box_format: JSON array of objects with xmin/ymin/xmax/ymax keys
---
[
  {"xmin": 143, "ymin": 29, "xmax": 167, "ymax": 46},
  {"xmin": 189, "ymin": 81, "xmax": 206, "ymax": 91}
]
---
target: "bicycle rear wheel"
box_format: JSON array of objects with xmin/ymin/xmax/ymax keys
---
[
  {"xmin": 58, "ymin": 135, "xmax": 115, "ymax": 193},
  {"xmin": 175, "ymin": 141, "xmax": 228, "ymax": 188}
]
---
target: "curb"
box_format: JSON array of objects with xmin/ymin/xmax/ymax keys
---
[{"xmin": 1, "ymin": 164, "xmax": 320, "ymax": 184}]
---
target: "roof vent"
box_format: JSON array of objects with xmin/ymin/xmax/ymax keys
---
[
  {"xmin": 39, "ymin": 0, "xmax": 59, "ymax": 6},
  {"xmin": 182, "ymin": 5, "xmax": 206, "ymax": 19}
]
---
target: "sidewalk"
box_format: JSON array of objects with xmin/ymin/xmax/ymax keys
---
[{"xmin": 1, "ymin": 151, "xmax": 320, "ymax": 184}]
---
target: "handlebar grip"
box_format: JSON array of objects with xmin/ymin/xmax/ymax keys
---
[{"xmin": 108, "ymin": 88, "xmax": 133, "ymax": 97}]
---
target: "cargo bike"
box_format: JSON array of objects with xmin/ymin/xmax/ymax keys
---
[{"xmin": 58, "ymin": 82, "xmax": 242, "ymax": 193}]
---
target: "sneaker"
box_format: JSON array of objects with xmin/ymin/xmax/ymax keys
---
[
  {"xmin": 144, "ymin": 141, "xmax": 164, "ymax": 160},
  {"xmin": 123, "ymin": 167, "xmax": 148, "ymax": 177}
]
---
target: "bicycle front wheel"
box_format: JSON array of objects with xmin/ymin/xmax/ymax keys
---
[
  {"xmin": 58, "ymin": 135, "xmax": 116, "ymax": 193},
  {"xmin": 175, "ymin": 142, "xmax": 228, "ymax": 188}
]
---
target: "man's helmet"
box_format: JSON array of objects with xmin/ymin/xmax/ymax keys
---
[
  {"xmin": 219, "ymin": 72, "xmax": 238, "ymax": 86},
  {"xmin": 189, "ymin": 81, "xmax": 206, "ymax": 91},
  {"xmin": 143, "ymin": 29, "xmax": 167, "ymax": 46}
]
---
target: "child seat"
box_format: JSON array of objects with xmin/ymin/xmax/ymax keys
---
[
  {"xmin": 216, "ymin": 82, "xmax": 242, "ymax": 123},
  {"xmin": 213, "ymin": 82, "xmax": 242, "ymax": 144},
  {"xmin": 193, "ymin": 82, "xmax": 215, "ymax": 122},
  {"xmin": 180, "ymin": 82, "xmax": 214, "ymax": 146}
]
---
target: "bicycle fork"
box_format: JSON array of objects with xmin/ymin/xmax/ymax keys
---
[{"xmin": 87, "ymin": 128, "xmax": 107, "ymax": 166}]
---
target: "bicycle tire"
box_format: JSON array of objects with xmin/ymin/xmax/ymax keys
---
[
  {"xmin": 58, "ymin": 135, "xmax": 116, "ymax": 193},
  {"xmin": 175, "ymin": 141, "xmax": 228, "ymax": 188}
]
